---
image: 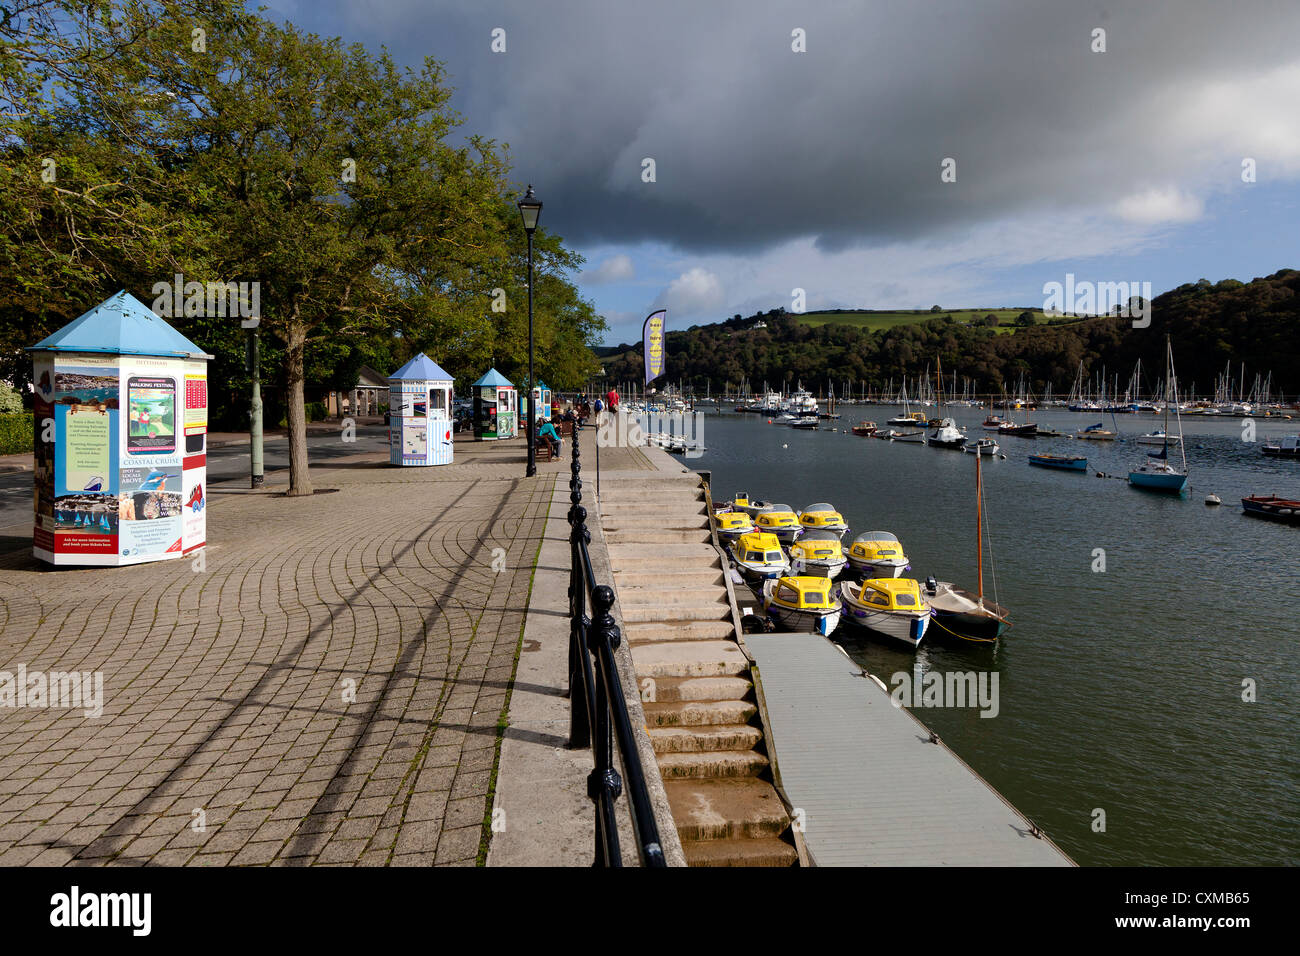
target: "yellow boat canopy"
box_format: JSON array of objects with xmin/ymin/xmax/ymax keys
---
[
  {"xmin": 755, "ymin": 504, "xmax": 799, "ymax": 529},
  {"xmin": 858, "ymin": 577, "xmax": 926, "ymax": 611},
  {"xmin": 735, "ymin": 531, "xmax": 785, "ymax": 564},
  {"xmin": 717, "ymin": 511, "xmax": 754, "ymax": 532},
  {"xmin": 771, "ymin": 576, "xmax": 835, "ymax": 609},
  {"xmin": 732, "ymin": 492, "xmax": 751, "ymax": 508},
  {"xmin": 798, "ymin": 503, "xmax": 846, "ymax": 529},
  {"xmin": 790, "ymin": 534, "xmax": 843, "ymax": 560},
  {"xmin": 848, "ymin": 532, "xmax": 907, "ymax": 562}
]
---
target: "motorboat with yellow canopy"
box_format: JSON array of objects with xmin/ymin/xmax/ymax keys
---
[
  {"xmin": 715, "ymin": 509, "xmax": 754, "ymax": 544},
  {"xmin": 838, "ymin": 577, "xmax": 930, "ymax": 648},
  {"xmin": 788, "ymin": 530, "xmax": 847, "ymax": 579},
  {"xmin": 797, "ymin": 502, "xmax": 848, "ymax": 537},
  {"xmin": 761, "ymin": 575, "xmax": 843, "ymax": 635},
  {"xmin": 845, "ymin": 532, "xmax": 911, "ymax": 578},
  {"xmin": 730, "ymin": 531, "xmax": 790, "ymax": 582},
  {"xmin": 753, "ymin": 503, "xmax": 803, "ymax": 545},
  {"xmin": 728, "ymin": 491, "xmax": 778, "ymax": 519}
]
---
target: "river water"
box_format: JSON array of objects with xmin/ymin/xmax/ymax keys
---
[{"xmin": 681, "ymin": 406, "xmax": 1299, "ymax": 866}]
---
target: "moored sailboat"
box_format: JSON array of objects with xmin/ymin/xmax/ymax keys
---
[
  {"xmin": 1129, "ymin": 337, "xmax": 1189, "ymax": 495},
  {"xmin": 925, "ymin": 451, "xmax": 1011, "ymax": 642}
]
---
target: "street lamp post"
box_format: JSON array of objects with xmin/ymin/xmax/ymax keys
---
[{"xmin": 517, "ymin": 184, "xmax": 543, "ymax": 477}]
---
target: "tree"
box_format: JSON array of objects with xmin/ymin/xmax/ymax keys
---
[
  {"xmin": 0, "ymin": 2, "xmax": 607, "ymax": 495},
  {"xmin": 1015, "ymin": 311, "xmax": 1035, "ymax": 327}
]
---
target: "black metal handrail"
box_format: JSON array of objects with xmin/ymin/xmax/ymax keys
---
[{"xmin": 567, "ymin": 420, "xmax": 667, "ymax": 867}]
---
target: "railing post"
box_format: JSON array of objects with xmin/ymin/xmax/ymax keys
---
[
  {"xmin": 567, "ymin": 422, "xmax": 591, "ymax": 749},
  {"xmin": 589, "ymin": 583, "xmax": 624, "ymax": 867}
]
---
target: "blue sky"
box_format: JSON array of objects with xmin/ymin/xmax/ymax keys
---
[{"xmin": 263, "ymin": 1, "xmax": 1300, "ymax": 346}]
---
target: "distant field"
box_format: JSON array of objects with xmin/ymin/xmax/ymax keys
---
[{"xmin": 795, "ymin": 309, "xmax": 1052, "ymax": 333}]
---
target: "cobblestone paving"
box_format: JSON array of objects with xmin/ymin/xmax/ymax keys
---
[{"xmin": 0, "ymin": 439, "xmax": 556, "ymax": 866}]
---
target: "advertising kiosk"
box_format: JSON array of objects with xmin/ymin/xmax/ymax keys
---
[
  {"xmin": 471, "ymin": 368, "xmax": 517, "ymax": 440},
  {"xmin": 388, "ymin": 353, "xmax": 454, "ymax": 466},
  {"xmin": 522, "ymin": 380, "xmax": 552, "ymax": 428},
  {"xmin": 28, "ymin": 290, "xmax": 211, "ymax": 566}
]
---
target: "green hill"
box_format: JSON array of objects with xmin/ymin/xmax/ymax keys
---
[
  {"xmin": 796, "ymin": 308, "xmax": 1051, "ymax": 333},
  {"xmin": 597, "ymin": 271, "xmax": 1300, "ymax": 398}
]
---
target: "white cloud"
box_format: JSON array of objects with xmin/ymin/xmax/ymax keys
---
[
  {"xmin": 654, "ymin": 267, "xmax": 726, "ymax": 315},
  {"xmin": 1113, "ymin": 187, "xmax": 1204, "ymax": 225},
  {"xmin": 580, "ymin": 254, "xmax": 636, "ymax": 284}
]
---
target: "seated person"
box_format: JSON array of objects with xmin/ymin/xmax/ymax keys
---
[{"xmin": 538, "ymin": 418, "xmax": 561, "ymax": 456}]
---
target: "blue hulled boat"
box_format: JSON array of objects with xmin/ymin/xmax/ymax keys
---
[{"xmin": 1028, "ymin": 454, "xmax": 1087, "ymax": 471}]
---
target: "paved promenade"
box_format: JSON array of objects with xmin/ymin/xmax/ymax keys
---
[{"xmin": 0, "ymin": 436, "xmax": 564, "ymax": 866}]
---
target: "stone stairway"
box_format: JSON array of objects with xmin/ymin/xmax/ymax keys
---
[{"xmin": 600, "ymin": 474, "xmax": 798, "ymax": 867}]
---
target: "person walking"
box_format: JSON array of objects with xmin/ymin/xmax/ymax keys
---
[{"xmin": 606, "ymin": 387, "xmax": 620, "ymax": 413}]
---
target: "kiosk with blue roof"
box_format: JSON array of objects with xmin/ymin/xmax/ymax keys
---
[
  {"xmin": 522, "ymin": 379, "xmax": 552, "ymax": 427},
  {"xmin": 27, "ymin": 290, "xmax": 212, "ymax": 566},
  {"xmin": 388, "ymin": 353, "xmax": 454, "ymax": 466},
  {"xmin": 471, "ymin": 368, "xmax": 516, "ymax": 440}
]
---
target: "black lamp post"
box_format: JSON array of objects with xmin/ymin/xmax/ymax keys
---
[{"xmin": 518, "ymin": 184, "xmax": 542, "ymax": 477}]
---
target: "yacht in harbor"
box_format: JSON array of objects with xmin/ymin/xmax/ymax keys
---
[{"xmin": 1129, "ymin": 337, "xmax": 1189, "ymax": 495}]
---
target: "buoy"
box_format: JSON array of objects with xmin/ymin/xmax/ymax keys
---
[{"xmin": 782, "ymin": 443, "xmax": 788, "ymax": 449}]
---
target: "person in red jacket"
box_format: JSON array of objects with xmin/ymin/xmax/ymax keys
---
[{"xmin": 606, "ymin": 388, "xmax": 619, "ymax": 412}]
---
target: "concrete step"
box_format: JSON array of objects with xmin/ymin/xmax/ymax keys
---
[
  {"xmin": 617, "ymin": 586, "xmax": 726, "ymax": 607},
  {"xmin": 602, "ymin": 493, "xmax": 705, "ymax": 505},
  {"xmin": 631, "ymin": 640, "xmax": 750, "ymax": 676},
  {"xmin": 648, "ymin": 724, "xmax": 763, "ymax": 754},
  {"xmin": 664, "ymin": 778, "xmax": 790, "ymax": 841},
  {"xmin": 604, "ymin": 502, "xmax": 707, "ymax": 516},
  {"xmin": 681, "ymin": 836, "xmax": 799, "ymax": 867},
  {"xmin": 619, "ymin": 603, "xmax": 731, "ymax": 623},
  {"xmin": 605, "ymin": 529, "xmax": 711, "ymax": 545},
  {"xmin": 616, "ymin": 569, "xmax": 726, "ymax": 590},
  {"xmin": 624, "ymin": 620, "xmax": 735, "ymax": 645},
  {"xmin": 604, "ymin": 517, "xmax": 708, "ymax": 532},
  {"xmin": 609, "ymin": 551, "xmax": 721, "ymax": 572},
  {"xmin": 647, "ymin": 676, "xmax": 754, "ymax": 702},
  {"xmin": 656, "ymin": 750, "xmax": 769, "ymax": 779},
  {"xmin": 643, "ymin": 698, "xmax": 757, "ymax": 727}
]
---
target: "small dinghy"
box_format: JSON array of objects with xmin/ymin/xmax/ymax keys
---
[
  {"xmin": 715, "ymin": 510, "xmax": 755, "ymax": 544},
  {"xmin": 798, "ymin": 502, "xmax": 848, "ymax": 538},
  {"xmin": 761, "ymin": 576, "xmax": 843, "ymax": 635},
  {"xmin": 730, "ymin": 531, "xmax": 791, "ymax": 582},
  {"xmin": 838, "ymin": 578, "xmax": 930, "ymax": 648},
  {"xmin": 754, "ymin": 503, "xmax": 804, "ymax": 545},
  {"xmin": 788, "ymin": 530, "xmax": 848, "ymax": 579},
  {"xmin": 845, "ymin": 532, "xmax": 910, "ymax": 578},
  {"xmin": 963, "ymin": 438, "xmax": 999, "ymax": 456}
]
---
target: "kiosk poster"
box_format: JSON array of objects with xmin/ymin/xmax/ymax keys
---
[
  {"xmin": 127, "ymin": 375, "xmax": 176, "ymax": 454},
  {"xmin": 184, "ymin": 364, "xmax": 208, "ymax": 436},
  {"xmin": 181, "ymin": 463, "xmax": 205, "ymax": 551},
  {"xmin": 49, "ymin": 365, "xmax": 120, "ymax": 556},
  {"xmin": 117, "ymin": 464, "xmax": 183, "ymax": 560},
  {"xmin": 402, "ymin": 408, "xmax": 428, "ymax": 461}
]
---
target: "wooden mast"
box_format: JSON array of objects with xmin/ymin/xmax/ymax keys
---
[{"xmin": 976, "ymin": 450, "xmax": 984, "ymax": 604}]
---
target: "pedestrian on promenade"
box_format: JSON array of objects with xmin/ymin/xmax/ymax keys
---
[
  {"xmin": 538, "ymin": 417, "xmax": 561, "ymax": 456},
  {"xmin": 607, "ymin": 387, "xmax": 619, "ymax": 413}
]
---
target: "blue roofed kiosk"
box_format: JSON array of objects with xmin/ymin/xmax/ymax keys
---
[
  {"xmin": 388, "ymin": 353, "xmax": 454, "ymax": 466},
  {"xmin": 521, "ymin": 379, "xmax": 552, "ymax": 426},
  {"xmin": 27, "ymin": 290, "xmax": 213, "ymax": 566},
  {"xmin": 471, "ymin": 367, "xmax": 517, "ymax": 440}
]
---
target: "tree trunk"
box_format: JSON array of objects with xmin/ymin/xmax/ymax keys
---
[{"xmin": 286, "ymin": 322, "xmax": 313, "ymax": 496}]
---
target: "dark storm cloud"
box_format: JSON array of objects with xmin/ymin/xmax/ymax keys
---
[{"xmin": 301, "ymin": 0, "xmax": 1300, "ymax": 253}]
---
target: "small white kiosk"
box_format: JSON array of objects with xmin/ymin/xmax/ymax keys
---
[
  {"xmin": 388, "ymin": 353, "xmax": 454, "ymax": 466},
  {"xmin": 28, "ymin": 290, "xmax": 211, "ymax": 566}
]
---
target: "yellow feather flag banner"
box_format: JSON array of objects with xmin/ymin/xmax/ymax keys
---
[{"xmin": 643, "ymin": 310, "xmax": 666, "ymax": 384}]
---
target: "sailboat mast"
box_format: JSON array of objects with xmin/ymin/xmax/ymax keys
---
[{"xmin": 976, "ymin": 451, "xmax": 985, "ymax": 602}]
